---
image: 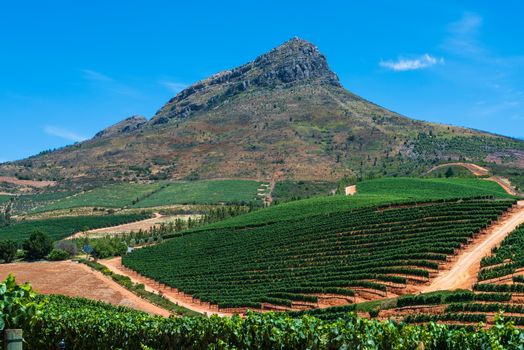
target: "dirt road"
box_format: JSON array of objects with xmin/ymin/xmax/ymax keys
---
[
  {"xmin": 0, "ymin": 261, "xmax": 170, "ymax": 316},
  {"xmin": 101, "ymin": 257, "xmax": 230, "ymax": 316},
  {"xmin": 426, "ymin": 163, "xmax": 490, "ymax": 176},
  {"xmin": 422, "ymin": 201, "xmax": 524, "ymax": 292}
]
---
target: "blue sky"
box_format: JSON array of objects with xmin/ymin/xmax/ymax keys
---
[{"xmin": 1, "ymin": 1, "xmax": 523, "ymax": 162}]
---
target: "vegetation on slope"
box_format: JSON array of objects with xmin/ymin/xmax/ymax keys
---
[
  {"xmin": 0, "ymin": 213, "xmax": 150, "ymax": 242},
  {"xmin": 124, "ymin": 199, "xmax": 513, "ymax": 309},
  {"xmin": 133, "ymin": 180, "xmax": 264, "ymax": 207},
  {"xmin": 204, "ymin": 177, "xmax": 513, "ymax": 230}
]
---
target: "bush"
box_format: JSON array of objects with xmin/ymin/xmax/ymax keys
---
[
  {"xmin": 0, "ymin": 240, "xmax": 17, "ymax": 263},
  {"xmin": 22, "ymin": 231, "xmax": 53, "ymax": 261},
  {"xmin": 55, "ymin": 240, "xmax": 78, "ymax": 257},
  {"xmin": 48, "ymin": 248, "xmax": 70, "ymax": 261}
]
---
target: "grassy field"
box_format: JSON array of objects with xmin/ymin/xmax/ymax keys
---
[
  {"xmin": 206, "ymin": 177, "xmax": 513, "ymax": 230},
  {"xmin": 32, "ymin": 183, "xmax": 164, "ymax": 212},
  {"xmin": 0, "ymin": 195, "xmax": 11, "ymax": 205},
  {"xmin": 12, "ymin": 191, "xmax": 75, "ymax": 213},
  {"xmin": 132, "ymin": 180, "xmax": 264, "ymax": 207},
  {"xmin": 424, "ymin": 165, "xmax": 477, "ymax": 178},
  {"xmin": 0, "ymin": 213, "xmax": 150, "ymax": 242},
  {"xmin": 272, "ymin": 180, "xmax": 336, "ymax": 203}
]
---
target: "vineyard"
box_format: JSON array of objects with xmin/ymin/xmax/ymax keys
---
[
  {"xmin": 290, "ymin": 224, "xmax": 524, "ymax": 326},
  {"xmin": 31, "ymin": 183, "xmax": 163, "ymax": 212},
  {"xmin": 205, "ymin": 177, "xmax": 514, "ymax": 230},
  {"xmin": 9, "ymin": 289, "xmax": 523, "ymax": 349},
  {"xmin": 0, "ymin": 213, "xmax": 150, "ymax": 242},
  {"xmin": 123, "ymin": 199, "xmax": 515, "ymax": 311},
  {"xmin": 132, "ymin": 180, "xmax": 265, "ymax": 207}
]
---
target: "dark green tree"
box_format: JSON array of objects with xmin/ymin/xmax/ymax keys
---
[
  {"xmin": 0, "ymin": 240, "xmax": 18, "ymax": 263},
  {"xmin": 445, "ymin": 167, "xmax": 455, "ymax": 178},
  {"xmin": 22, "ymin": 231, "xmax": 53, "ymax": 261}
]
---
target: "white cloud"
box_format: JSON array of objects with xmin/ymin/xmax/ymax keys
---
[
  {"xmin": 81, "ymin": 69, "xmax": 114, "ymax": 82},
  {"xmin": 44, "ymin": 126, "xmax": 88, "ymax": 143},
  {"xmin": 380, "ymin": 54, "xmax": 444, "ymax": 72},
  {"xmin": 161, "ymin": 81, "xmax": 188, "ymax": 93}
]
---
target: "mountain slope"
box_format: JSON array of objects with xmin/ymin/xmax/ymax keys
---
[{"xmin": 1, "ymin": 38, "xmax": 523, "ymax": 189}]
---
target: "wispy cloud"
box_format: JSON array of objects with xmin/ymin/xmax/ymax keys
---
[
  {"xmin": 44, "ymin": 126, "xmax": 88, "ymax": 143},
  {"xmin": 161, "ymin": 81, "xmax": 188, "ymax": 94},
  {"xmin": 380, "ymin": 54, "xmax": 444, "ymax": 72},
  {"xmin": 81, "ymin": 69, "xmax": 114, "ymax": 82},
  {"xmin": 80, "ymin": 69, "xmax": 141, "ymax": 97},
  {"xmin": 444, "ymin": 13, "xmax": 484, "ymax": 56}
]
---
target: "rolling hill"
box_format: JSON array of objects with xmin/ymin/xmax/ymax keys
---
[{"xmin": 1, "ymin": 38, "xmax": 523, "ymax": 191}]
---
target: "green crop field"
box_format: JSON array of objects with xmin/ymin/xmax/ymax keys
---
[
  {"xmin": 204, "ymin": 177, "xmax": 513, "ymax": 230},
  {"xmin": 272, "ymin": 180, "xmax": 336, "ymax": 202},
  {"xmin": 124, "ymin": 199, "xmax": 514, "ymax": 309},
  {"xmin": 32, "ymin": 183, "xmax": 163, "ymax": 212},
  {"xmin": 132, "ymin": 180, "xmax": 265, "ymax": 207},
  {"xmin": 0, "ymin": 213, "xmax": 149, "ymax": 242},
  {"xmin": 0, "ymin": 195, "xmax": 11, "ymax": 205},
  {"xmin": 11, "ymin": 191, "xmax": 75, "ymax": 213}
]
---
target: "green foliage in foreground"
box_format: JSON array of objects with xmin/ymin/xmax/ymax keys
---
[
  {"xmin": 21, "ymin": 295, "xmax": 524, "ymax": 350},
  {"xmin": 0, "ymin": 276, "xmax": 522, "ymax": 349},
  {"xmin": 133, "ymin": 180, "xmax": 264, "ymax": 207},
  {"xmin": 0, "ymin": 213, "xmax": 150, "ymax": 242}
]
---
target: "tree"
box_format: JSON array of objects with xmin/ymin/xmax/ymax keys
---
[
  {"xmin": 445, "ymin": 167, "xmax": 455, "ymax": 178},
  {"xmin": 22, "ymin": 231, "xmax": 53, "ymax": 261},
  {"xmin": 0, "ymin": 240, "xmax": 17, "ymax": 263}
]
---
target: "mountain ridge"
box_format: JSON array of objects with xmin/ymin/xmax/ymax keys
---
[{"xmin": 1, "ymin": 37, "xmax": 523, "ymax": 190}]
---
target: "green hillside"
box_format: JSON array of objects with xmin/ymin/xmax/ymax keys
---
[
  {"xmin": 206, "ymin": 177, "xmax": 513, "ymax": 230},
  {"xmin": 133, "ymin": 180, "xmax": 264, "ymax": 207},
  {"xmin": 124, "ymin": 177, "xmax": 515, "ymax": 309},
  {"xmin": 0, "ymin": 213, "xmax": 149, "ymax": 242}
]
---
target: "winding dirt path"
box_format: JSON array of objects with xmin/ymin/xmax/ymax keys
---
[
  {"xmin": 422, "ymin": 201, "xmax": 524, "ymax": 292},
  {"xmin": 0, "ymin": 261, "xmax": 170, "ymax": 316},
  {"xmin": 100, "ymin": 257, "xmax": 231, "ymax": 316},
  {"xmin": 426, "ymin": 163, "xmax": 490, "ymax": 176}
]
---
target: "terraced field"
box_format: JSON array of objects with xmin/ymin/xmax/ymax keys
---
[
  {"xmin": 0, "ymin": 213, "xmax": 150, "ymax": 242},
  {"xmin": 31, "ymin": 183, "xmax": 164, "ymax": 212},
  {"xmin": 123, "ymin": 199, "xmax": 515, "ymax": 311}
]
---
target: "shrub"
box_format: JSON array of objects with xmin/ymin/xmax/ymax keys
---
[
  {"xmin": 22, "ymin": 231, "xmax": 53, "ymax": 261},
  {"xmin": 55, "ymin": 240, "xmax": 78, "ymax": 257},
  {"xmin": 0, "ymin": 240, "xmax": 17, "ymax": 263},
  {"xmin": 48, "ymin": 248, "xmax": 70, "ymax": 261}
]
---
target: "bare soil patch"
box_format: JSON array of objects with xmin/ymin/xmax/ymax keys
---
[
  {"xmin": 0, "ymin": 176, "xmax": 56, "ymax": 188},
  {"xmin": 0, "ymin": 260, "xmax": 170, "ymax": 316}
]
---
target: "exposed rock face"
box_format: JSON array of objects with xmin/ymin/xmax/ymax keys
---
[
  {"xmin": 150, "ymin": 37, "xmax": 340, "ymax": 124},
  {"xmin": 94, "ymin": 116, "xmax": 147, "ymax": 138}
]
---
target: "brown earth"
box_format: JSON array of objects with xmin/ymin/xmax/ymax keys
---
[
  {"xmin": 0, "ymin": 176, "xmax": 56, "ymax": 188},
  {"xmin": 426, "ymin": 163, "xmax": 490, "ymax": 176},
  {"xmin": 0, "ymin": 261, "xmax": 170, "ymax": 316},
  {"xmin": 100, "ymin": 257, "xmax": 230, "ymax": 316}
]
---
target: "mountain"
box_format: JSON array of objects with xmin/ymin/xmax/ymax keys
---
[{"xmin": 1, "ymin": 38, "xmax": 523, "ymax": 189}]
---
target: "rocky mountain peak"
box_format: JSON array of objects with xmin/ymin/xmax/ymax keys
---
[
  {"xmin": 150, "ymin": 38, "xmax": 340, "ymax": 125},
  {"xmin": 94, "ymin": 115, "xmax": 147, "ymax": 138}
]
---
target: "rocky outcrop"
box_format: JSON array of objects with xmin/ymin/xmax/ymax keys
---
[
  {"xmin": 150, "ymin": 37, "xmax": 340, "ymax": 125},
  {"xmin": 94, "ymin": 116, "xmax": 147, "ymax": 138}
]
